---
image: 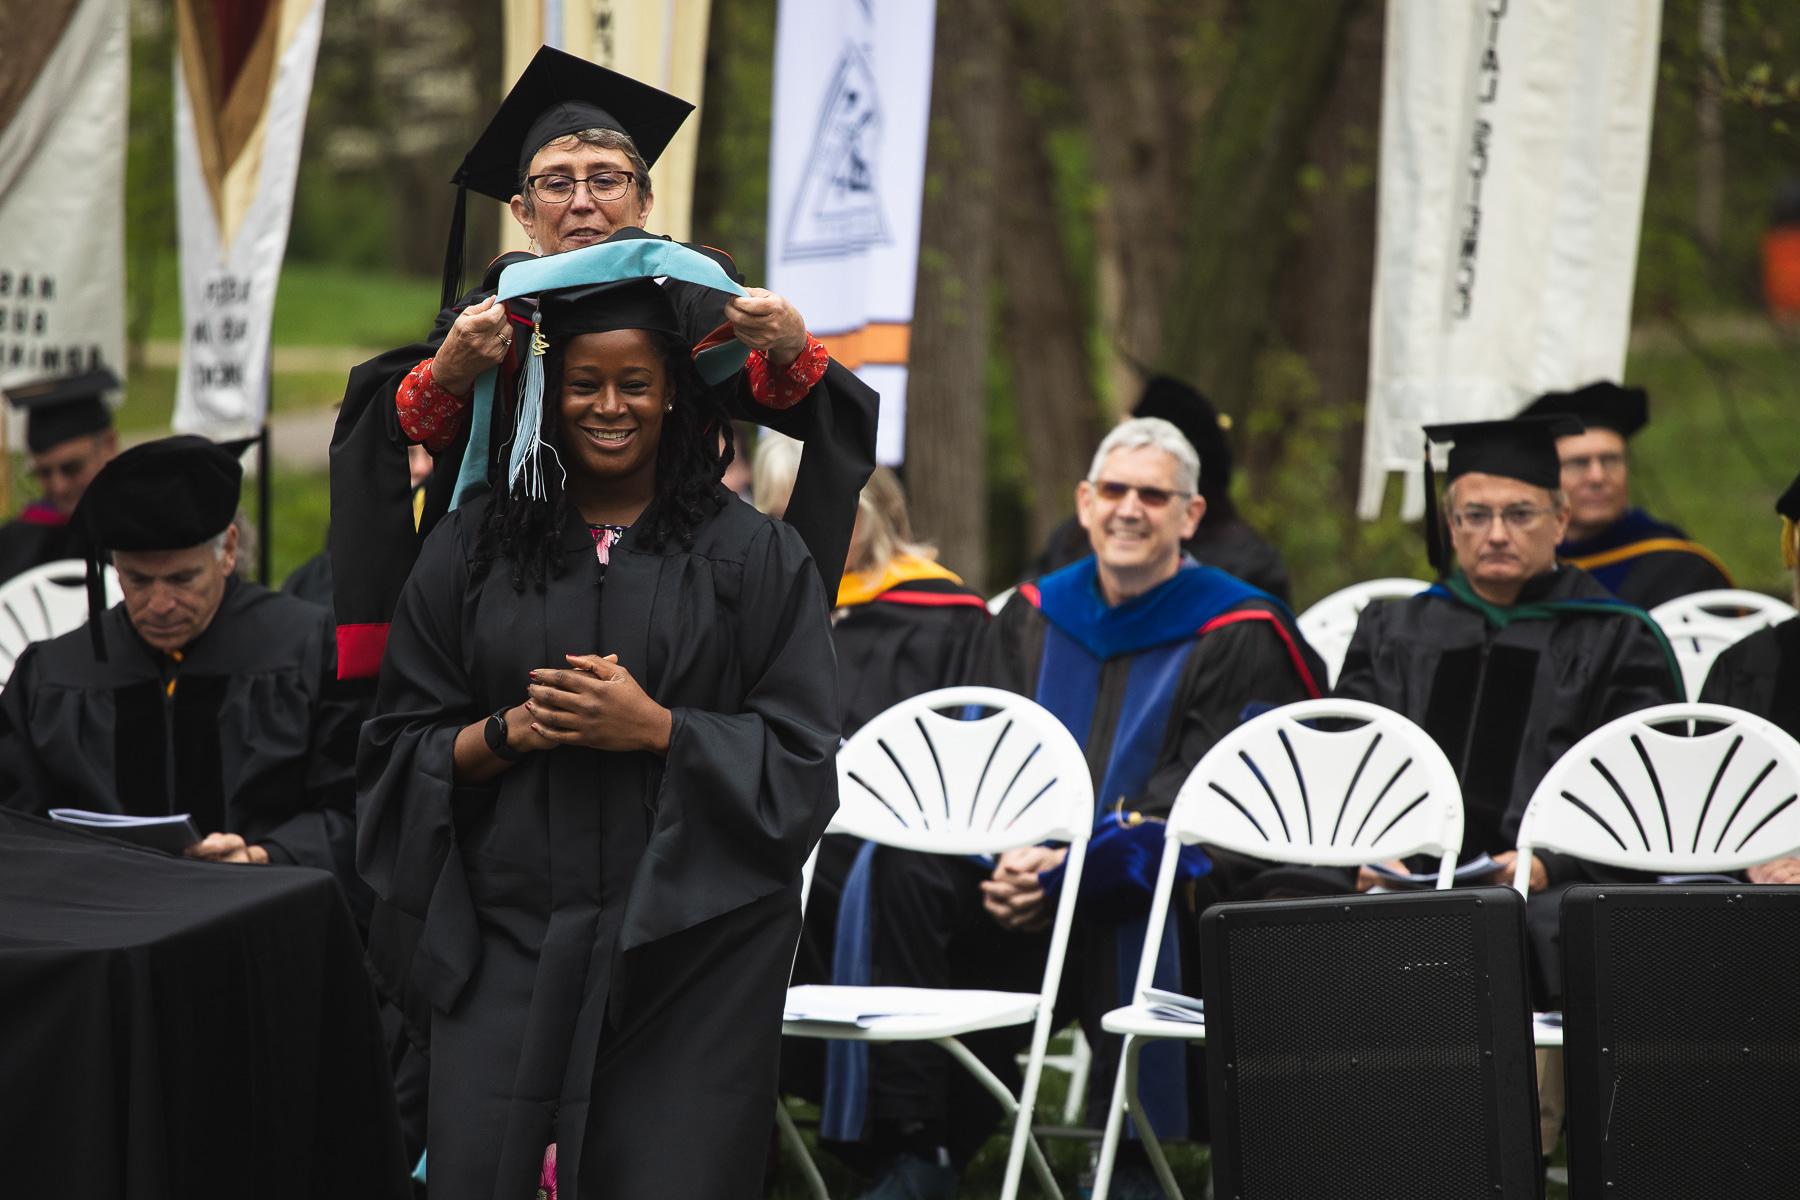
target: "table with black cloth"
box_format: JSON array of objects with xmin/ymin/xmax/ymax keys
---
[{"xmin": 0, "ymin": 810, "xmax": 411, "ymax": 1199}]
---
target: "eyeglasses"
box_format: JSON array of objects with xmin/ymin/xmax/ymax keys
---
[
  {"xmin": 526, "ymin": 172, "xmax": 636, "ymax": 205},
  {"xmin": 1560, "ymin": 452, "xmax": 1627, "ymax": 476},
  {"xmin": 1090, "ymin": 479, "xmax": 1191, "ymax": 508},
  {"xmin": 1450, "ymin": 505, "xmax": 1554, "ymax": 533}
]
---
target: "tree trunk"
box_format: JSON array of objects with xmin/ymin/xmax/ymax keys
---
[
  {"xmin": 1159, "ymin": 1, "xmax": 1354, "ymax": 418},
  {"xmin": 905, "ymin": 0, "xmax": 1004, "ymax": 590},
  {"xmin": 994, "ymin": 6, "xmax": 1103, "ymax": 549}
]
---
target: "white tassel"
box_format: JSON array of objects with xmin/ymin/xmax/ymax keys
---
[{"xmin": 506, "ymin": 310, "xmax": 559, "ymax": 500}]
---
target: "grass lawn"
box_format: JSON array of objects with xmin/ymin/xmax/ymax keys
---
[{"xmin": 137, "ymin": 256, "xmax": 440, "ymax": 350}]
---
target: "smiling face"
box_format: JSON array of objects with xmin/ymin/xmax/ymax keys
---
[
  {"xmin": 1445, "ymin": 472, "xmax": 1569, "ymax": 601},
  {"xmin": 510, "ymin": 138, "xmax": 652, "ymax": 255},
  {"xmin": 558, "ymin": 328, "xmax": 669, "ymax": 503},
  {"xmin": 1076, "ymin": 444, "xmax": 1205, "ymax": 600}
]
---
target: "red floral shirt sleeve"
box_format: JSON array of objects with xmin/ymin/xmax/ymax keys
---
[
  {"xmin": 744, "ymin": 335, "xmax": 829, "ymax": 411},
  {"xmin": 395, "ymin": 358, "xmax": 471, "ymax": 453}
]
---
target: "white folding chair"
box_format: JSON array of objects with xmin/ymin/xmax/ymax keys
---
[
  {"xmin": 1510, "ymin": 702, "xmax": 1800, "ymax": 892},
  {"xmin": 0, "ymin": 558, "xmax": 123, "ymax": 687},
  {"xmin": 1092, "ymin": 698, "xmax": 1463, "ymax": 1200},
  {"xmin": 1649, "ymin": 590, "xmax": 1798, "ymax": 700},
  {"xmin": 781, "ymin": 686, "xmax": 1094, "ymax": 1200},
  {"xmin": 1296, "ymin": 578, "xmax": 1431, "ymax": 688}
]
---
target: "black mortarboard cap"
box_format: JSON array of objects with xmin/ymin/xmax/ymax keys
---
[
  {"xmin": 1419, "ymin": 416, "xmax": 1583, "ymax": 574},
  {"xmin": 1132, "ymin": 375, "xmax": 1233, "ymax": 502},
  {"xmin": 1518, "ymin": 380, "xmax": 1648, "ymax": 439},
  {"xmin": 74, "ymin": 436, "xmax": 244, "ymax": 658},
  {"xmin": 1781, "ymin": 472, "xmax": 1800, "ymax": 569},
  {"xmin": 4, "ymin": 366, "xmax": 117, "ymax": 453},
  {"xmin": 539, "ymin": 277, "xmax": 684, "ymax": 344},
  {"xmin": 441, "ymin": 46, "xmax": 695, "ymax": 310},
  {"xmin": 1779, "ymin": 473, "xmax": 1800, "ymax": 523}
]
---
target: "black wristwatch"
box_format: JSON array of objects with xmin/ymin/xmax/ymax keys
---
[{"xmin": 484, "ymin": 706, "xmax": 523, "ymax": 762}]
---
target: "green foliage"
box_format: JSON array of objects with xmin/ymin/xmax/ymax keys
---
[
  {"xmin": 691, "ymin": 0, "xmax": 778, "ymax": 280},
  {"xmin": 137, "ymin": 260, "xmax": 439, "ymax": 348},
  {"xmin": 1237, "ymin": 349, "xmax": 1428, "ymax": 610},
  {"xmin": 125, "ymin": 6, "xmax": 177, "ymax": 352}
]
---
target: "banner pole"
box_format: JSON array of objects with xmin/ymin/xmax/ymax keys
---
[{"xmin": 258, "ymin": 414, "xmax": 273, "ymax": 585}]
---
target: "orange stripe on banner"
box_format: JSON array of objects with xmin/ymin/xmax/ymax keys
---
[{"xmin": 817, "ymin": 324, "xmax": 912, "ymax": 370}]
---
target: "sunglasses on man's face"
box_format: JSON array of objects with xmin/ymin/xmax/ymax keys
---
[{"xmin": 1090, "ymin": 480, "xmax": 1191, "ymax": 508}]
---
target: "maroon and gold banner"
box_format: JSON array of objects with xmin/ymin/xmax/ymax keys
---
[{"xmin": 172, "ymin": 0, "xmax": 324, "ymax": 437}]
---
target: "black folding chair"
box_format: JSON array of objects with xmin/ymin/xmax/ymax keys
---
[
  {"xmin": 1561, "ymin": 883, "xmax": 1800, "ymax": 1199},
  {"xmin": 1200, "ymin": 887, "xmax": 1541, "ymax": 1200}
]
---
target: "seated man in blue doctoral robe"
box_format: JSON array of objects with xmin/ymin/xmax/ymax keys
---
[{"xmin": 822, "ymin": 417, "xmax": 1324, "ymax": 1200}]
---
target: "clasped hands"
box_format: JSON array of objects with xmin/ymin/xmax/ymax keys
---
[
  {"xmin": 980, "ymin": 845, "xmax": 1068, "ymax": 932},
  {"xmin": 512, "ymin": 653, "xmax": 672, "ymax": 756}
]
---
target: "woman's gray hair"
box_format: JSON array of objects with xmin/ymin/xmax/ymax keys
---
[
  {"xmin": 751, "ymin": 432, "xmax": 804, "ymax": 517},
  {"xmin": 1088, "ymin": 417, "xmax": 1200, "ymax": 495},
  {"xmin": 518, "ymin": 127, "xmax": 653, "ymax": 211}
]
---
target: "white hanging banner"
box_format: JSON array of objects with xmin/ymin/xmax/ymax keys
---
[
  {"xmin": 1360, "ymin": 0, "xmax": 1662, "ymax": 518},
  {"xmin": 0, "ymin": 0, "xmax": 128, "ymax": 393},
  {"xmin": 500, "ymin": 0, "xmax": 713, "ymax": 246},
  {"xmin": 171, "ymin": 0, "xmax": 325, "ymax": 438},
  {"xmin": 767, "ymin": 0, "xmax": 936, "ymax": 466}
]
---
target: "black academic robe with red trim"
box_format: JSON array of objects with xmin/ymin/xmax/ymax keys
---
[
  {"xmin": 831, "ymin": 575, "xmax": 990, "ymax": 738},
  {"xmin": 0, "ymin": 505, "xmax": 82, "ymax": 584}
]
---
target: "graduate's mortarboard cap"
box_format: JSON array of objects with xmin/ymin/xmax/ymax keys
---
[
  {"xmin": 3, "ymin": 367, "xmax": 117, "ymax": 453},
  {"xmin": 1132, "ymin": 375, "xmax": 1233, "ymax": 502},
  {"xmin": 74, "ymin": 436, "xmax": 244, "ymax": 658},
  {"xmin": 538, "ymin": 277, "xmax": 683, "ymax": 343},
  {"xmin": 441, "ymin": 46, "xmax": 695, "ymax": 310},
  {"xmin": 1419, "ymin": 416, "xmax": 1582, "ymax": 574},
  {"xmin": 1518, "ymin": 381, "xmax": 1649, "ymax": 439},
  {"xmin": 1779, "ymin": 471, "xmax": 1800, "ymax": 569}
]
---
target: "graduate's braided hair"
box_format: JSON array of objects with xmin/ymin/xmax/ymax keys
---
[{"xmin": 473, "ymin": 331, "xmax": 733, "ymax": 590}]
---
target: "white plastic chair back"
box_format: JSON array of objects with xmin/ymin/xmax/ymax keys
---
[
  {"xmin": 986, "ymin": 586, "xmax": 1016, "ymax": 616},
  {"xmin": 1650, "ymin": 590, "xmax": 1797, "ymax": 700},
  {"xmin": 1297, "ymin": 578, "xmax": 1431, "ymax": 687},
  {"xmin": 0, "ymin": 558, "xmax": 123, "ymax": 685},
  {"xmin": 1124, "ymin": 699, "xmax": 1463, "ymax": 1009},
  {"xmin": 1513, "ymin": 702, "xmax": 1800, "ymax": 890},
  {"xmin": 832, "ymin": 685, "xmax": 1095, "ymax": 855},
  {"xmin": 1167, "ymin": 697, "xmax": 1464, "ymax": 876}
]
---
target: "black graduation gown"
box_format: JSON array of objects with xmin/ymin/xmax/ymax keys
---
[
  {"xmin": 0, "ymin": 511, "xmax": 81, "ymax": 583},
  {"xmin": 1026, "ymin": 512, "xmax": 1292, "ymax": 603},
  {"xmin": 357, "ymin": 495, "xmax": 838, "ymax": 1200},
  {"xmin": 0, "ymin": 579, "xmax": 360, "ymax": 877},
  {"xmin": 1700, "ymin": 616, "xmax": 1800, "ymax": 740},
  {"xmin": 328, "ymin": 246, "xmax": 878, "ymax": 678},
  {"xmin": 1559, "ymin": 507, "xmax": 1732, "ymax": 609},
  {"xmin": 1334, "ymin": 568, "xmax": 1682, "ymax": 865},
  {"xmin": 832, "ymin": 575, "xmax": 989, "ymax": 738}
]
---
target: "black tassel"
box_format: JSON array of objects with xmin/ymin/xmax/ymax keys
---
[
  {"xmin": 1423, "ymin": 434, "xmax": 1446, "ymax": 577},
  {"xmin": 440, "ymin": 183, "xmax": 469, "ymax": 312},
  {"xmin": 85, "ymin": 543, "xmax": 108, "ymax": 661}
]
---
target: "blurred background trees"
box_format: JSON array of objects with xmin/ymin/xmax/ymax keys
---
[{"xmin": 113, "ymin": 0, "xmax": 1800, "ymax": 599}]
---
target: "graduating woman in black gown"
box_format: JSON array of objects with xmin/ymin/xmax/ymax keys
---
[{"xmin": 357, "ymin": 261, "xmax": 840, "ymax": 1199}]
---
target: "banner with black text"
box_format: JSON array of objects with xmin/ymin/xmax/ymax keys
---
[
  {"xmin": 1360, "ymin": 0, "xmax": 1662, "ymax": 518},
  {"xmin": 0, "ymin": 0, "xmax": 128, "ymax": 394}
]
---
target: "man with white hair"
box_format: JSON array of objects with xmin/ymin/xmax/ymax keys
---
[
  {"xmin": 826, "ymin": 418, "xmax": 1323, "ymax": 1200},
  {"xmin": 0, "ymin": 437, "xmax": 360, "ymax": 886}
]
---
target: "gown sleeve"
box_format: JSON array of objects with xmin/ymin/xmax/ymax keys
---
[
  {"xmin": 253, "ymin": 612, "xmax": 364, "ymax": 895},
  {"xmin": 1136, "ymin": 609, "xmax": 1317, "ymax": 819},
  {"xmin": 619, "ymin": 519, "xmax": 840, "ymax": 950},
  {"xmin": 355, "ymin": 514, "xmax": 484, "ymax": 1020},
  {"xmin": 1330, "ymin": 601, "xmax": 1395, "ymax": 706},
  {"xmin": 0, "ymin": 645, "xmax": 52, "ymax": 811}
]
